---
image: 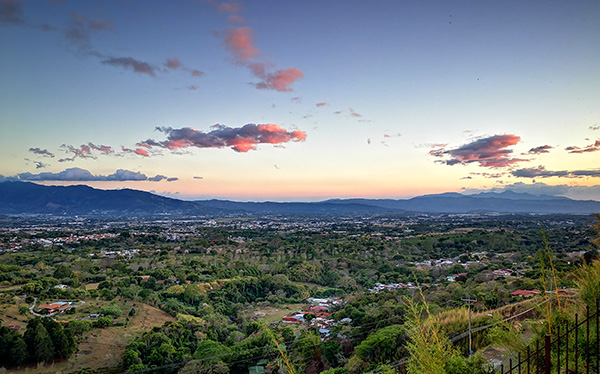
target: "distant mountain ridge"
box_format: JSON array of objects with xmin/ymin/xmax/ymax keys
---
[{"xmin": 0, "ymin": 181, "xmax": 599, "ymax": 216}]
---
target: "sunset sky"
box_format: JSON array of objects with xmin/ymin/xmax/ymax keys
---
[{"xmin": 1, "ymin": 0, "xmax": 599, "ymax": 201}]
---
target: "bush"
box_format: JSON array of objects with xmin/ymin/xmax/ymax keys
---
[{"xmin": 100, "ymin": 305, "xmax": 122, "ymax": 317}]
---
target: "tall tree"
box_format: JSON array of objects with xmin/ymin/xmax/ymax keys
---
[{"xmin": 31, "ymin": 323, "xmax": 54, "ymax": 363}]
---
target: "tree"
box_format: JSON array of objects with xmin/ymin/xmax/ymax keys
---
[
  {"xmin": 53, "ymin": 265, "xmax": 73, "ymax": 279},
  {"xmin": 322, "ymin": 340, "xmax": 343, "ymax": 367},
  {"xmin": 10, "ymin": 337, "xmax": 29, "ymax": 366},
  {"xmin": 31, "ymin": 323, "xmax": 54, "ymax": 363},
  {"xmin": 18, "ymin": 304, "xmax": 29, "ymax": 315},
  {"xmin": 193, "ymin": 339, "xmax": 231, "ymax": 362},
  {"xmin": 354, "ymin": 324, "xmax": 406, "ymax": 365}
]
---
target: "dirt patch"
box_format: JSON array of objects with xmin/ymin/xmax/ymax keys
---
[
  {"xmin": 128, "ymin": 302, "xmax": 176, "ymax": 330},
  {"xmin": 85, "ymin": 282, "xmax": 100, "ymax": 290}
]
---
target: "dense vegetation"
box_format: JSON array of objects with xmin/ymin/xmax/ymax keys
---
[{"xmin": 0, "ymin": 213, "xmax": 598, "ymax": 373}]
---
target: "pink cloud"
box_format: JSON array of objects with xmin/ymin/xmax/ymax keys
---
[
  {"xmin": 61, "ymin": 143, "xmax": 112, "ymax": 160},
  {"xmin": 147, "ymin": 123, "xmax": 306, "ymax": 153},
  {"xmin": 316, "ymin": 102, "xmax": 327, "ymax": 107},
  {"xmin": 165, "ymin": 58, "xmax": 182, "ymax": 69},
  {"xmin": 431, "ymin": 134, "xmax": 526, "ymax": 168},
  {"xmin": 253, "ymin": 67, "xmax": 303, "ymax": 92},
  {"xmin": 227, "ymin": 14, "xmax": 245, "ymax": 24},
  {"xmin": 121, "ymin": 146, "xmax": 149, "ymax": 157},
  {"xmin": 191, "ymin": 69, "xmax": 205, "ymax": 77},
  {"xmin": 348, "ymin": 108, "xmax": 362, "ymax": 117},
  {"xmin": 223, "ymin": 26, "xmax": 259, "ymax": 62},
  {"xmin": 218, "ymin": 26, "xmax": 303, "ymax": 92},
  {"xmin": 217, "ymin": 2, "xmax": 242, "ymax": 14}
]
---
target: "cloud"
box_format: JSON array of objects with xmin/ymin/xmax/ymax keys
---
[
  {"xmin": 65, "ymin": 11, "xmax": 113, "ymax": 50},
  {"xmin": 316, "ymin": 102, "xmax": 327, "ymax": 107},
  {"xmin": 147, "ymin": 174, "xmax": 167, "ymax": 182},
  {"xmin": 469, "ymin": 172, "xmax": 505, "ymax": 179},
  {"xmin": 223, "ymin": 26, "xmax": 259, "ymax": 62},
  {"xmin": 252, "ymin": 66, "xmax": 303, "ymax": 92},
  {"xmin": 24, "ymin": 158, "xmax": 49, "ymax": 169},
  {"xmin": 0, "ymin": 0, "xmax": 23, "ymax": 24},
  {"xmin": 101, "ymin": 56, "xmax": 157, "ymax": 77},
  {"xmin": 60, "ymin": 143, "xmax": 113, "ymax": 161},
  {"xmin": 167, "ymin": 177, "xmax": 179, "ymax": 182},
  {"xmin": 193, "ymin": 176, "xmax": 204, "ymax": 180},
  {"xmin": 217, "ymin": 2, "xmax": 242, "ymax": 14},
  {"xmin": 348, "ymin": 108, "xmax": 362, "ymax": 118},
  {"xmin": 511, "ymin": 166, "xmax": 600, "ymax": 178},
  {"xmin": 16, "ymin": 167, "xmax": 175, "ymax": 182},
  {"xmin": 291, "ymin": 97, "xmax": 301, "ymax": 103},
  {"xmin": 121, "ymin": 146, "xmax": 149, "ymax": 157},
  {"xmin": 0, "ymin": 174, "xmax": 18, "ymax": 182},
  {"xmin": 164, "ymin": 58, "xmax": 204, "ymax": 77},
  {"xmin": 227, "ymin": 14, "xmax": 245, "ymax": 24},
  {"xmin": 146, "ymin": 123, "xmax": 306, "ymax": 153},
  {"xmin": 218, "ymin": 26, "xmax": 303, "ymax": 92},
  {"xmin": 431, "ymin": 134, "xmax": 525, "ymax": 168},
  {"xmin": 383, "ymin": 133, "xmax": 401, "ymax": 138},
  {"xmin": 565, "ymin": 139, "xmax": 600, "ymax": 154},
  {"xmin": 29, "ymin": 147, "xmax": 55, "ymax": 158},
  {"xmin": 165, "ymin": 58, "xmax": 182, "ymax": 69},
  {"xmin": 525, "ymin": 145, "xmax": 553, "ymax": 154},
  {"xmin": 590, "ymin": 125, "xmax": 600, "ymax": 131}
]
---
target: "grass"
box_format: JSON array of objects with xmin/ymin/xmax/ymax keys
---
[{"xmin": 245, "ymin": 303, "xmax": 306, "ymax": 324}]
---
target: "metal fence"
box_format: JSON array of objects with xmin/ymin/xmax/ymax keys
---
[{"xmin": 500, "ymin": 300, "xmax": 599, "ymax": 374}]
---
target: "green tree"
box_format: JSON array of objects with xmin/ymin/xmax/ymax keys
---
[
  {"xmin": 10, "ymin": 337, "xmax": 29, "ymax": 366},
  {"xmin": 18, "ymin": 304, "xmax": 29, "ymax": 315},
  {"xmin": 193, "ymin": 339, "xmax": 231, "ymax": 362},
  {"xmin": 31, "ymin": 323, "xmax": 54, "ymax": 363},
  {"xmin": 354, "ymin": 324, "xmax": 406, "ymax": 365},
  {"xmin": 53, "ymin": 264, "xmax": 73, "ymax": 279}
]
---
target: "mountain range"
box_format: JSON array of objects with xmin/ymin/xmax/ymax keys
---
[{"xmin": 1, "ymin": 181, "xmax": 599, "ymax": 216}]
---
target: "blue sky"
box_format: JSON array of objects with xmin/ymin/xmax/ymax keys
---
[{"xmin": 1, "ymin": 0, "xmax": 599, "ymax": 201}]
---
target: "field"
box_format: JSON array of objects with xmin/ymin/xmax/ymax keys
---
[{"xmin": 244, "ymin": 303, "xmax": 306, "ymax": 324}]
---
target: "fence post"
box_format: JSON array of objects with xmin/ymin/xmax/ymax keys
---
[{"xmin": 545, "ymin": 334, "xmax": 551, "ymax": 374}]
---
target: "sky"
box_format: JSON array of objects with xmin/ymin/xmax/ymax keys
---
[{"xmin": 1, "ymin": 0, "xmax": 600, "ymax": 202}]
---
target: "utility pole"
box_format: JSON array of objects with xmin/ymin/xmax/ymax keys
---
[{"xmin": 461, "ymin": 296, "xmax": 477, "ymax": 356}]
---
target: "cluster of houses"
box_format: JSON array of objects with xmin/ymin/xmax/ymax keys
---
[
  {"xmin": 369, "ymin": 282, "xmax": 431, "ymax": 293},
  {"xmin": 0, "ymin": 242, "xmax": 21, "ymax": 253},
  {"xmin": 493, "ymin": 269, "xmax": 514, "ymax": 277},
  {"xmin": 90, "ymin": 248, "xmax": 140, "ymax": 259},
  {"xmin": 26, "ymin": 233, "xmax": 120, "ymax": 248},
  {"xmin": 280, "ymin": 297, "xmax": 348, "ymax": 337}
]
